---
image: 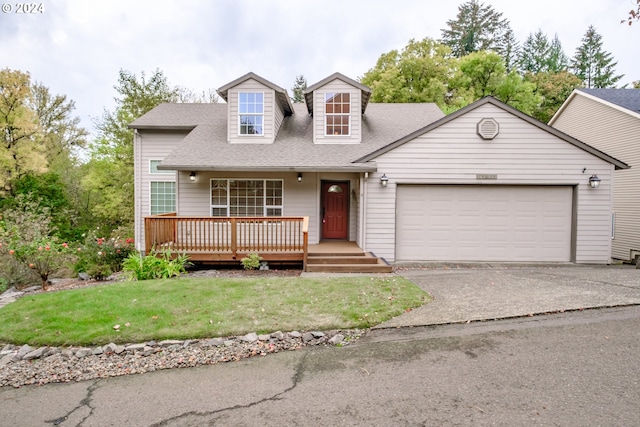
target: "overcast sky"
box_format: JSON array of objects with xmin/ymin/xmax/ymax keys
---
[{"xmin": 2, "ymin": 0, "xmax": 638, "ymax": 135}]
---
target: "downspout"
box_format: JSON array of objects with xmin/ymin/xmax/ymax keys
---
[{"xmin": 133, "ymin": 129, "xmax": 143, "ymax": 253}]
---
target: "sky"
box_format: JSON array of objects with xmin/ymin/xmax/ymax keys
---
[{"xmin": 2, "ymin": 0, "xmax": 639, "ymax": 136}]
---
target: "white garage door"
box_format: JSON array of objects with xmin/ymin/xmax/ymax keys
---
[{"xmin": 396, "ymin": 185, "xmax": 573, "ymax": 262}]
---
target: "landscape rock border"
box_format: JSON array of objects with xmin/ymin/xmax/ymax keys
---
[{"xmin": 0, "ymin": 329, "xmax": 363, "ymax": 388}]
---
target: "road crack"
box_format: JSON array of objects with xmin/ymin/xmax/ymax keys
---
[
  {"xmin": 150, "ymin": 352, "xmax": 309, "ymax": 426},
  {"xmin": 45, "ymin": 380, "xmax": 99, "ymax": 426}
]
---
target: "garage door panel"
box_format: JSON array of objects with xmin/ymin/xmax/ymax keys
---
[{"xmin": 396, "ymin": 185, "xmax": 572, "ymax": 262}]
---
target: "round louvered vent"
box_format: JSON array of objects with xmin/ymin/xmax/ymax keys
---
[{"xmin": 477, "ymin": 118, "xmax": 499, "ymax": 140}]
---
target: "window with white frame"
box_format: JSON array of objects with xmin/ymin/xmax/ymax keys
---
[
  {"xmin": 238, "ymin": 92, "xmax": 264, "ymax": 135},
  {"xmin": 211, "ymin": 179, "xmax": 282, "ymax": 217},
  {"xmin": 150, "ymin": 181, "xmax": 176, "ymax": 215},
  {"xmin": 149, "ymin": 160, "xmax": 175, "ymax": 174},
  {"xmin": 325, "ymin": 92, "xmax": 350, "ymax": 136}
]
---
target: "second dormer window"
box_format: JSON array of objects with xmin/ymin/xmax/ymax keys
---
[
  {"xmin": 239, "ymin": 92, "xmax": 264, "ymax": 135},
  {"xmin": 325, "ymin": 92, "xmax": 350, "ymax": 136}
]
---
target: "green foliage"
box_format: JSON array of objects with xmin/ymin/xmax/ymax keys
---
[
  {"xmin": 525, "ymin": 71, "xmax": 582, "ymax": 123},
  {"xmin": 0, "ymin": 194, "xmax": 75, "ymax": 289},
  {"xmin": 82, "ymin": 69, "xmax": 180, "ymax": 230},
  {"xmin": 122, "ymin": 249, "xmax": 191, "ymax": 281},
  {"xmin": 361, "ymin": 38, "xmax": 455, "ymax": 107},
  {"xmin": 571, "ymin": 25, "xmax": 623, "ymax": 88},
  {"xmin": 291, "ymin": 75, "xmax": 307, "ymax": 103},
  {"xmin": 74, "ymin": 229, "xmax": 135, "ymax": 280},
  {"xmin": 440, "ymin": 0, "xmax": 512, "ymax": 57},
  {"xmin": 241, "ymin": 253, "xmax": 262, "ymax": 270}
]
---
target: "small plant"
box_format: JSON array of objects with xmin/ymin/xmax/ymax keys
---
[
  {"xmin": 122, "ymin": 249, "xmax": 191, "ymax": 281},
  {"xmin": 241, "ymin": 253, "xmax": 262, "ymax": 270},
  {"xmin": 74, "ymin": 229, "xmax": 135, "ymax": 280},
  {"xmin": 5, "ymin": 240, "xmax": 75, "ymax": 290}
]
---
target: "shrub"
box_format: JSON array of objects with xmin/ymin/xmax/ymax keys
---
[
  {"xmin": 241, "ymin": 253, "xmax": 262, "ymax": 270},
  {"xmin": 74, "ymin": 229, "xmax": 135, "ymax": 280},
  {"xmin": 4, "ymin": 239, "xmax": 75, "ymax": 290},
  {"xmin": 122, "ymin": 249, "xmax": 191, "ymax": 281}
]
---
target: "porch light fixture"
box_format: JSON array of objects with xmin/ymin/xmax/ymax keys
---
[
  {"xmin": 589, "ymin": 174, "xmax": 601, "ymax": 189},
  {"xmin": 297, "ymin": 172, "xmax": 303, "ymax": 182},
  {"xmin": 189, "ymin": 171, "xmax": 197, "ymax": 182},
  {"xmin": 380, "ymin": 174, "xmax": 389, "ymax": 187}
]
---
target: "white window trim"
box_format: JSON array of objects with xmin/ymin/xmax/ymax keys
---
[
  {"xmin": 238, "ymin": 91, "xmax": 265, "ymax": 136},
  {"xmin": 210, "ymin": 178, "xmax": 283, "ymax": 217},
  {"xmin": 324, "ymin": 91, "xmax": 351, "ymax": 137},
  {"xmin": 149, "ymin": 159, "xmax": 175, "ymax": 175},
  {"xmin": 149, "ymin": 180, "xmax": 176, "ymax": 215}
]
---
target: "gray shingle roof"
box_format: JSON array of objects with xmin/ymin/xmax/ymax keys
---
[
  {"xmin": 130, "ymin": 103, "xmax": 445, "ymax": 172},
  {"xmin": 578, "ymin": 88, "xmax": 640, "ymax": 114}
]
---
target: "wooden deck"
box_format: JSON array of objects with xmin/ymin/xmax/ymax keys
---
[{"xmin": 144, "ymin": 216, "xmax": 391, "ymax": 272}]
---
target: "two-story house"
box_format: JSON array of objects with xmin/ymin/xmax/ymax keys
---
[{"xmin": 130, "ymin": 72, "xmax": 628, "ymax": 271}]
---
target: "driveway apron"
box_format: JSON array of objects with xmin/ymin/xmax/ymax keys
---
[{"xmin": 378, "ymin": 265, "xmax": 640, "ymax": 328}]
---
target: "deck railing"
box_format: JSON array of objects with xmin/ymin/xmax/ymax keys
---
[{"xmin": 144, "ymin": 215, "xmax": 309, "ymax": 266}]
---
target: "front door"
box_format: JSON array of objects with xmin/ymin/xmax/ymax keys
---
[{"xmin": 321, "ymin": 181, "xmax": 349, "ymax": 240}]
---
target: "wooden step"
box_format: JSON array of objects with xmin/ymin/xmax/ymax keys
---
[
  {"xmin": 307, "ymin": 255, "xmax": 380, "ymax": 265},
  {"xmin": 307, "ymin": 251, "xmax": 366, "ymax": 257},
  {"xmin": 305, "ymin": 259, "xmax": 393, "ymax": 274}
]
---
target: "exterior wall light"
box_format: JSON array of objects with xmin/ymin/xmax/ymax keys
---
[
  {"xmin": 297, "ymin": 172, "xmax": 303, "ymax": 182},
  {"xmin": 589, "ymin": 174, "xmax": 601, "ymax": 189},
  {"xmin": 189, "ymin": 171, "xmax": 197, "ymax": 182},
  {"xmin": 380, "ymin": 174, "xmax": 389, "ymax": 187}
]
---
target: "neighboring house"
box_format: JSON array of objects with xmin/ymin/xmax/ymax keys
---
[
  {"xmin": 129, "ymin": 72, "xmax": 628, "ymax": 271},
  {"xmin": 550, "ymin": 88, "xmax": 639, "ymax": 263}
]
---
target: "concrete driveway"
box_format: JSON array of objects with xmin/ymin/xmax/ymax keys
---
[{"xmin": 377, "ymin": 264, "xmax": 640, "ymax": 328}]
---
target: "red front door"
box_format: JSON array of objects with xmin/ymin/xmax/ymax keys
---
[{"xmin": 321, "ymin": 182, "xmax": 349, "ymax": 239}]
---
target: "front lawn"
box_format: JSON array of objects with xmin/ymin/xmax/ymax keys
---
[{"xmin": 0, "ymin": 275, "xmax": 429, "ymax": 346}]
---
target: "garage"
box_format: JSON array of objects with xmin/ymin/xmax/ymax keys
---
[{"xmin": 395, "ymin": 185, "xmax": 573, "ymax": 262}]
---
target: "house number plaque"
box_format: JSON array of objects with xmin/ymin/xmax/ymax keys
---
[{"xmin": 476, "ymin": 174, "xmax": 498, "ymax": 180}]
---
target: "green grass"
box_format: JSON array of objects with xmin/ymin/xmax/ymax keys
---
[{"xmin": 0, "ymin": 276, "xmax": 430, "ymax": 347}]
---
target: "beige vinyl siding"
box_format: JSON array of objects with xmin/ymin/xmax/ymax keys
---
[
  {"xmin": 552, "ymin": 94, "xmax": 640, "ymax": 260},
  {"xmin": 312, "ymin": 80, "xmax": 361, "ymax": 144},
  {"xmin": 364, "ymin": 103, "xmax": 614, "ymax": 264},
  {"xmin": 134, "ymin": 130, "xmax": 189, "ymax": 252},
  {"xmin": 227, "ymin": 79, "xmax": 276, "ymax": 144}
]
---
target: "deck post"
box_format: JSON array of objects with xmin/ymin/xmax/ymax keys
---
[{"xmin": 230, "ymin": 217, "xmax": 237, "ymax": 259}]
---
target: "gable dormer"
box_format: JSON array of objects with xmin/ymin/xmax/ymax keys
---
[
  {"xmin": 217, "ymin": 72, "xmax": 294, "ymax": 144},
  {"xmin": 304, "ymin": 73, "xmax": 371, "ymax": 144}
]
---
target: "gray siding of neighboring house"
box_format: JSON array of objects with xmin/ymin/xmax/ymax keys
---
[
  {"xmin": 134, "ymin": 130, "xmax": 190, "ymax": 252},
  {"xmin": 312, "ymin": 79, "xmax": 362, "ymax": 144},
  {"xmin": 552, "ymin": 94, "xmax": 640, "ymax": 261},
  {"xmin": 363, "ymin": 103, "xmax": 615, "ymax": 264},
  {"xmin": 226, "ymin": 79, "xmax": 277, "ymax": 144}
]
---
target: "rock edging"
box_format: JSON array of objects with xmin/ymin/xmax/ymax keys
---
[{"xmin": 0, "ymin": 329, "xmax": 361, "ymax": 388}]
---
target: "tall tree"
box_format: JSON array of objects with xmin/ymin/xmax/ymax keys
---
[
  {"xmin": 83, "ymin": 69, "xmax": 180, "ymax": 230},
  {"xmin": 570, "ymin": 25, "xmax": 623, "ymax": 88},
  {"xmin": 440, "ymin": 0, "xmax": 512, "ymax": 57},
  {"xmin": 291, "ymin": 75, "xmax": 307, "ymax": 103},
  {"xmin": 546, "ymin": 34, "xmax": 569, "ymax": 73},
  {"xmin": 518, "ymin": 31, "xmax": 568, "ymax": 74},
  {"xmin": 0, "ymin": 69, "xmax": 46, "ymax": 196},
  {"xmin": 501, "ymin": 28, "xmax": 520, "ymax": 72},
  {"xmin": 360, "ymin": 38, "xmax": 455, "ymax": 107},
  {"xmin": 519, "ymin": 30, "xmax": 550, "ymax": 73}
]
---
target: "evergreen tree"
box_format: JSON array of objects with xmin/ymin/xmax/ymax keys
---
[
  {"xmin": 291, "ymin": 75, "xmax": 307, "ymax": 103},
  {"xmin": 519, "ymin": 30, "xmax": 550, "ymax": 74},
  {"xmin": 547, "ymin": 34, "xmax": 569, "ymax": 73},
  {"xmin": 440, "ymin": 0, "xmax": 512, "ymax": 57},
  {"xmin": 501, "ymin": 28, "xmax": 520, "ymax": 72},
  {"xmin": 571, "ymin": 25, "xmax": 623, "ymax": 88}
]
